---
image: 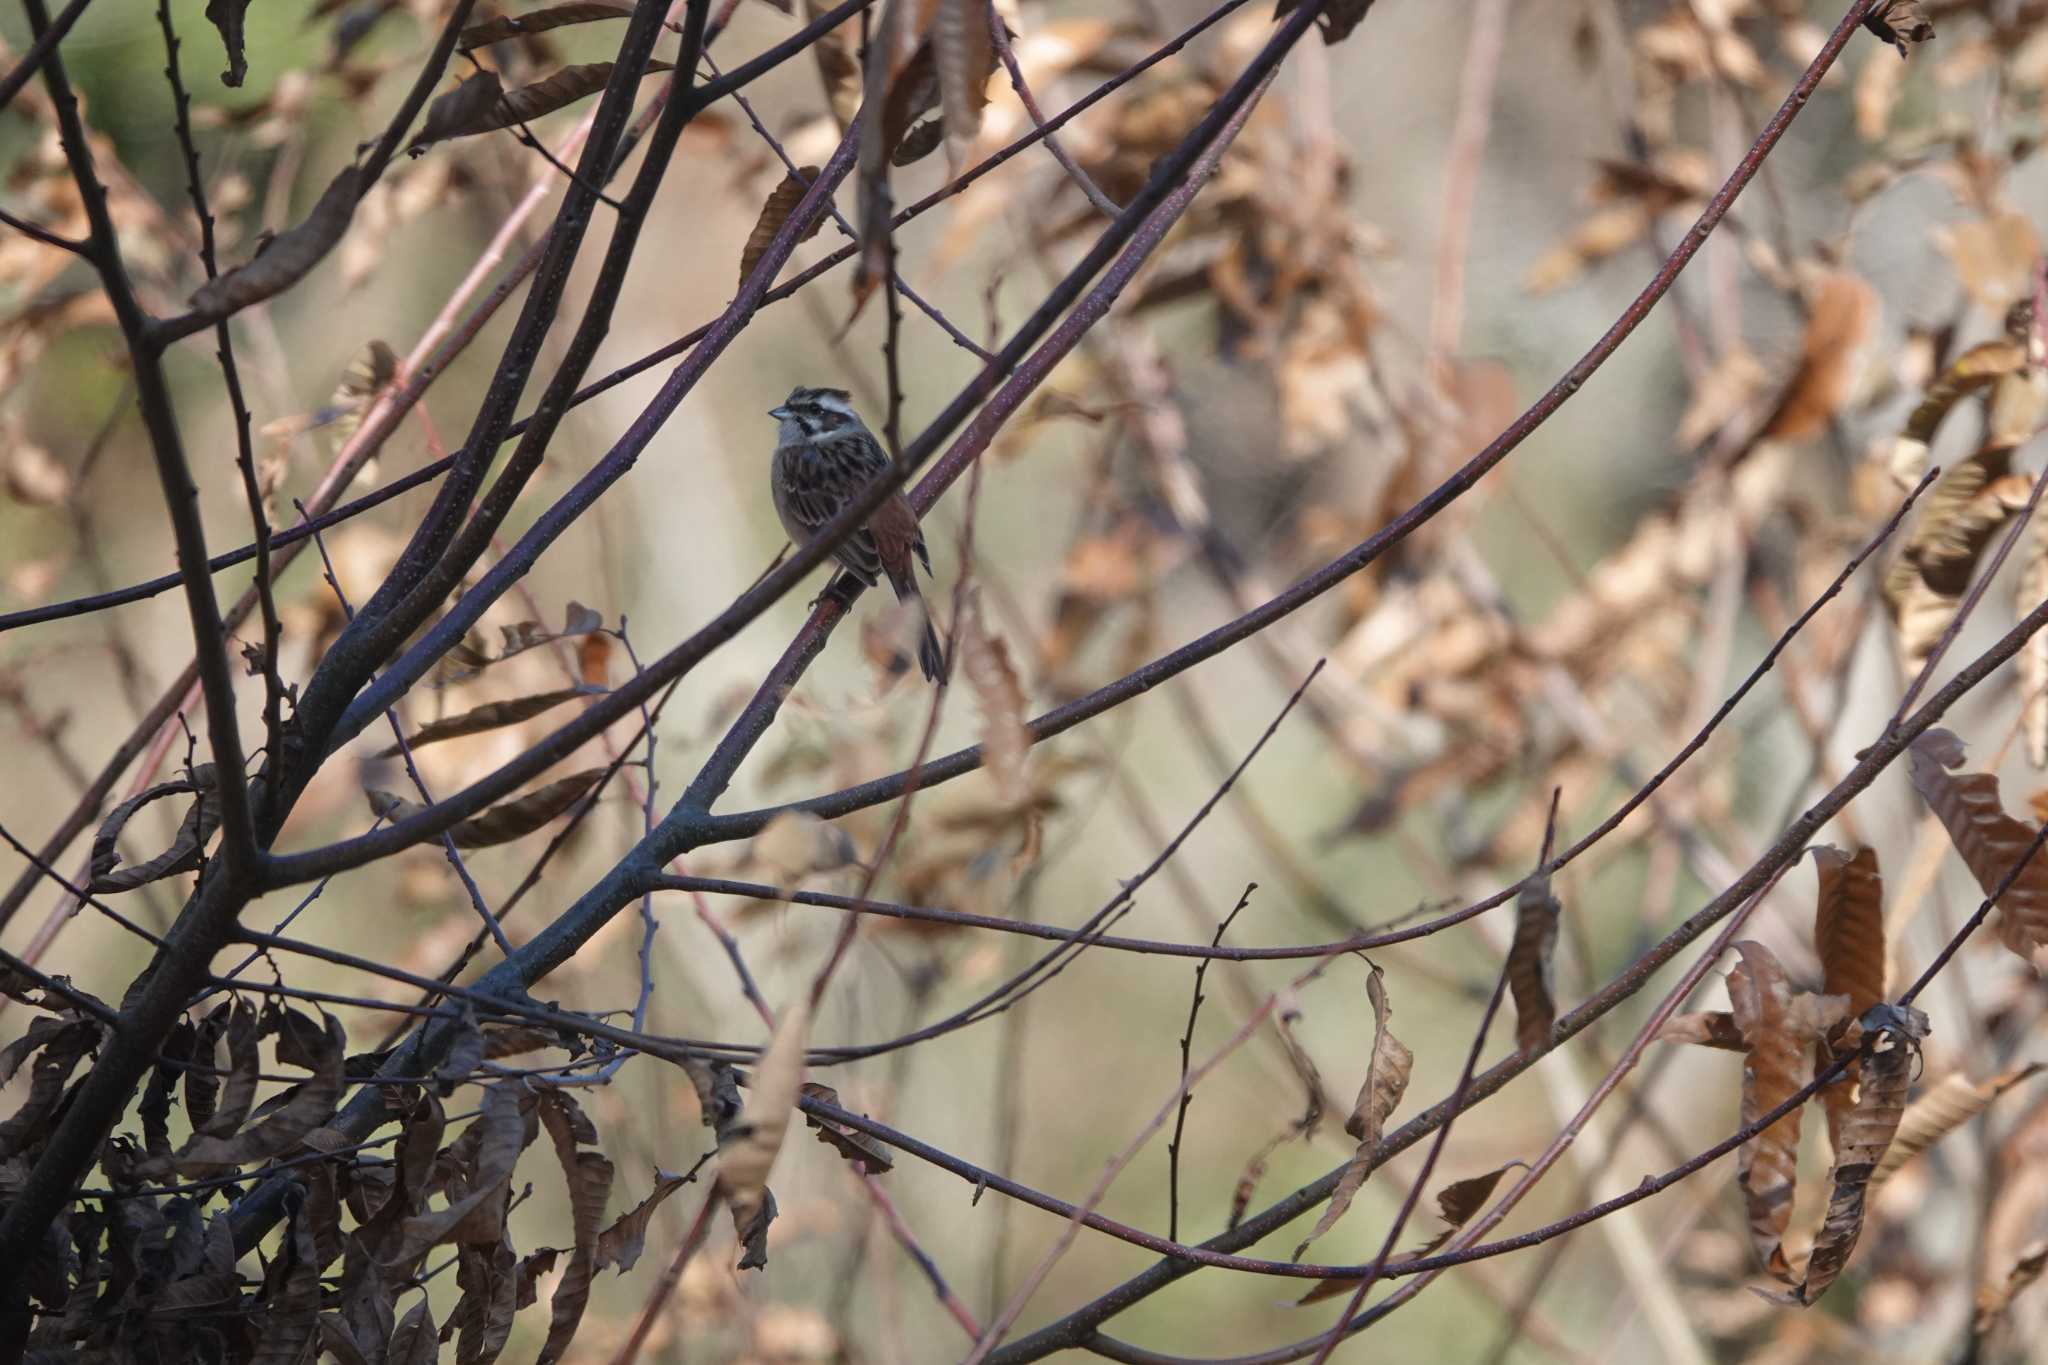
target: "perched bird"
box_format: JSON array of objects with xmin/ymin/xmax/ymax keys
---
[{"xmin": 768, "ymin": 385, "xmax": 947, "ymax": 683}]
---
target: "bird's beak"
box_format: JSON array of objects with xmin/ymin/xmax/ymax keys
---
[{"xmin": 767, "ymin": 405, "xmax": 792, "ymax": 420}]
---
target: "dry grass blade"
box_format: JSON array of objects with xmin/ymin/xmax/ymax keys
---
[
  {"xmin": 89, "ymin": 763, "xmax": 221, "ymax": 893},
  {"xmin": 188, "ymin": 167, "xmax": 363, "ymax": 322},
  {"xmin": 739, "ymin": 166, "xmax": 827, "ymax": 285},
  {"xmin": 1293, "ymin": 963, "xmax": 1411, "ymax": 1261},
  {"xmin": 1873, "ymin": 1064, "xmax": 2043, "ymax": 1189},
  {"xmin": 1908, "ymin": 728, "xmax": 2048, "ymax": 963},
  {"xmin": 720, "ymin": 998, "xmax": 810, "ymax": 1270},
  {"xmin": 1508, "ymin": 870, "xmax": 1561, "ymax": 1056},
  {"xmin": 458, "ymin": 2, "xmax": 635, "ymax": 50},
  {"xmin": 373, "ymin": 686, "xmax": 600, "ymax": 758}
]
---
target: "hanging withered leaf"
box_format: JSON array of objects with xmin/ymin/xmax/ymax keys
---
[
  {"xmin": 1759, "ymin": 272, "xmax": 1878, "ymax": 442},
  {"xmin": 804, "ymin": 0, "xmax": 863, "ymax": 130},
  {"xmin": 931, "ymin": 0, "xmax": 998, "ymax": 160},
  {"xmin": 1293, "ymin": 962, "xmax": 1411, "ymax": 1261},
  {"xmin": 458, "ymin": 1, "xmax": 635, "ymax": 50},
  {"xmin": 434, "ymin": 600, "xmax": 604, "ymax": 683},
  {"xmin": 1908, "ymin": 728, "xmax": 2048, "ymax": 965},
  {"xmin": 1887, "ymin": 308, "xmax": 2041, "ymax": 488},
  {"xmin": 1764, "ymin": 1003, "xmax": 1929, "ymax": 1305},
  {"xmin": 533, "ymin": 1087, "xmax": 614, "ymax": 1364},
  {"xmin": 373, "ymin": 685, "xmax": 601, "ymax": 758},
  {"xmin": 2019, "ymin": 517, "xmax": 2048, "ymax": 767},
  {"xmin": 187, "ymin": 166, "xmax": 364, "ymax": 323},
  {"xmin": 739, "ymin": 166, "xmax": 827, "ymax": 285},
  {"xmin": 1658, "ymin": 1010, "xmax": 1748, "ymax": 1050},
  {"xmin": 411, "ymin": 70, "xmax": 505, "ymax": 151},
  {"xmin": 89, "ymin": 763, "xmax": 222, "ymax": 894},
  {"xmin": 161, "ymin": 1007, "xmax": 347, "ymax": 1177},
  {"xmin": 206, "ymin": 0, "xmax": 255, "ymax": 85},
  {"xmin": 366, "ymin": 766, "xmax": 605, "ymax": 848},
  {"xmin": 1811, "ymin": 845, "xmax": 1885, "ymax": 1148},
  {"xmin": 1275, "ymin": 0, "xmax": 1377, "ymax": 46},
  {"xmin": 1873, "ymin": 1063, "xmax": 2042, "ymax": 1191},
  {"xmin": 595, "ymin": 1168, "xmax": 693, "ymax": 1274},
  {"xmin": 960, "ymin": 595, "xmax": 1030, "ymax": 809},
  {"xmin": 1882, "ymin": 447, "xmax": 2030, "ymax": 671},
  {"xmin": 799, "ymin": 1082, "xmax": 895, "ymax": 1173},
  {"xmin": 1862, "ymin": 0, "xmax": 1934, "ymax": 57},
  {"xmin": 1508, "ymin": 869, "xmax": 1562, "ymax": 1057},
  {"xmin": 720, "ymin": 998, "xmax": 810, "ymax": 1270},
  {"xmin": 891, "ymin": 116, "xmax": 945, "ymax": 167},
  {"xmin": 1728, "ymin": 941, "xmax": 1816, "ymax": 1282}
]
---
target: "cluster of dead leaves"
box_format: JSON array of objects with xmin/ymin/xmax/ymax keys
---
[{"xmin": 4, "ymin": 974, "xmax": 707, "ymax": 1363}]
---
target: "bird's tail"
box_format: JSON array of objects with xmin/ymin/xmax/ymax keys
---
[{"xmin": 887, "ymin": 570, "xmax": 948, "ymax": 684}]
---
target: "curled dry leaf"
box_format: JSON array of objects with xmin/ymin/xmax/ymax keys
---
[
  {"xmin": 534, "ymin": 1088, "xmax": 615, "ymax": 1365},
  {"xmin": 206, "ymin": 0, "xmax": 255, "ymax": 86},
  {"xmin": 1293, "ymin": 963, "xmax": 1411, "ymax": 1261},
  {"xmin": 188, "ymin": 167, "xmax": 364, "ymax": 323},
  {"xmin": 960, "ymin": 596, "xmax": 1030, "ymax": 807},
  {"xmin": 1811, "ymin": 845, "xmax": 1885, "ymax": 1149},
  {"xmin": 1729, "ymin": 940, "xmax": 1811, "ymax": 1281},
  {"xmin": 1771, "ymin": 1005, "xmax": 1930, "ymax": 1305},
  {"xmin": 739, "ymin": 166, "xmax": 827, "ymax": 285},
  {"xmin": 1508, "ymin": 870, "xmax": 1562, "ymax": 1057},
  {"xmin": 721, "ymin": 998, "xmax": 810, "ymax": 1270},
  {"xmin": 166, "ymin": 1008, "xmax": 345, "ymax": 1177},
  {"xmin": 1909, "ymin": 728, "xmax": 2048, "ymax": 963},
  {"xmin": 595, "ymin": 1168, "xmax": 692, "ymax": 1275},
  {"xmin": 804, "ymin": 0, "xmax": 863, "ymax": 130},
  {"xmin": 372, "ymin": 686, "xmax": 601, "ymax": 759},
  {"xmin": 931, "ymin": 0, "xmax": 997, "ymax": 160},
  {"xmin": 1862, "ymin": 0, "xmax": 1935, "ymax": 57},
  {"xmin": 2020, "ymin": 517, "xmax": 2048, "ymax": 766},
  {"xmin": 89, "ymin": 763, "xmax": 221, "ymax": 894},
  {"xmin": 1659, "ymin": 1009, "xmax": 1748, "ymax": 1051},
  {"xmin": 1977, "ymin": 1241, "xmax": 2048, "ymax": 1338},
  {"xmin": 1883, "ymin": 448, "xmax": 2030, "ymax": 671},
  {"xmin": 367, "ymin": 767, "xmax": 605, "ymax": 849},
  {"xmin": 1760, "ymin": 273, "xmax": 1878, "ymax": 441},
  {"xmin": 1873, "ymin": 1063, "xmax": 2042, "ymax": 1190},
  {"xmin": 458, "ymin": 1, "xmax": 635, "ymax": 50},
  {"xmin": 800, "ymin": 1081, "xmax": 894, "ymax": 1173}
]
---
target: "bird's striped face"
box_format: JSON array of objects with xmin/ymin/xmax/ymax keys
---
[{"xmin": 769, "ymin": 386, "xmax": 864, "ymax": 447}]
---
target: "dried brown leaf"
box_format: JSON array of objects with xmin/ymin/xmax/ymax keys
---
[
  {"xmin": 170, "ymin": 1008, "xmax": 345, "ymax": 1176},
  {"xmin": 448, "ymin": 767, "xmax": 606, "ymax": 849},
  {"xmin": 1977, "ymin": 1241, "xmax": 2048, "ymax": 1337},
  {"xmin": 206, "ymin": 0, "xmax": 254, "ymax": 86},
  {"xmin": 535, "ymin": 1088, "xmax": 614, "ymax": 1364},
  {"xmin": 1863, "ymin": 0, "xmax": 1935, "ymax": 55},
  {"xmin": 1294, "ymin": 964, "xmax": 1411, "ymax": 1261},
  {"xmin": 739, "ymin": 166, "xmax": 827, "ymax": 285},
  {"xmin": 961, "ymin": 597, "xmax": 1029, "ymax": 806},
  {"xmin": 89, "ymin": 763, "xmax": 221, "ymax": 893},
  {"xmin": 1659, "ymin": 1010, "xmax": 1748, "ymax": 1050},
  {"xmin": 1777, "ymin": 1005, "xmax": 1929, "ymax": 1304},
  {"xmin": 800, "ymin": 1082, "xmax": 895, "ymax": 1173},
  {"xmin": 386, "ymin": 1299, "xmax": 437, "ymax": 1365},
  {"xmin": 1296, "ymin": 1164, "xmax": 1516, "ymax": 1305},
  {"xmin": 458, "ymin": 2, "xmax": 635, "ymax": 50},
  {"xmin": 410, "ymin": 62, "xmax": 673, "ymax": 152},
  {"xmin": 1810, "ymin": 845, "xmax": 1886, "ymax": 1149},
  {"xmin": 1508, "ymin": 871, "xmax": 1561, "ymax": 1056},
  {"xmin": 1761, "ymin": 273, "xmax": 1878, "ymax": 441},
  {"xmin": 932, "ymin": 0, "xmax": 996, "ymax": 154},
  {"xmin": 2020, "ymin": 518, "xmax": 2048, "ymax": 766},
  {"xmin": 721, "ymin": 998, "xmax": 809, "ymax": 1269},
  {"xmin": 1909, "ymin": 728, "xmax": 2048, "ymax": 963},
  {"xmin": 1888, "ymin": 339, "xmax": 2029, "ymax": 487},
  {"xmin": 189, "ymin": 167, "xmax": 363, "ymax": 322},
  {"xmin": 0, "ymin": 1018, "xmax": 97, "ymax": 1160},
  {"xmin": 805, "ymin": 0, "xmax": 863, "ymax": 129},
  {"xmin": 373, "ymin": 686, "xmax": 600, "ymax": 759},
  {"xmin": 1729, "ymin": 941, "xmax": 1811, "ymax": 1280},
  {"xmin": 1873, "ymin": 1063, "xmax": 2042, "ymax": 1189},
  {"xmin": 595, "ymin": 1168, "xmax": 692, "ymax": 1274},
  {"xmin": 1884, "ymin": 449, "xmax": 2026, "ymax": 670},
  {"xmin": 1940, "ymin": 211, "xmax": 2040, "ymax": 314}
]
